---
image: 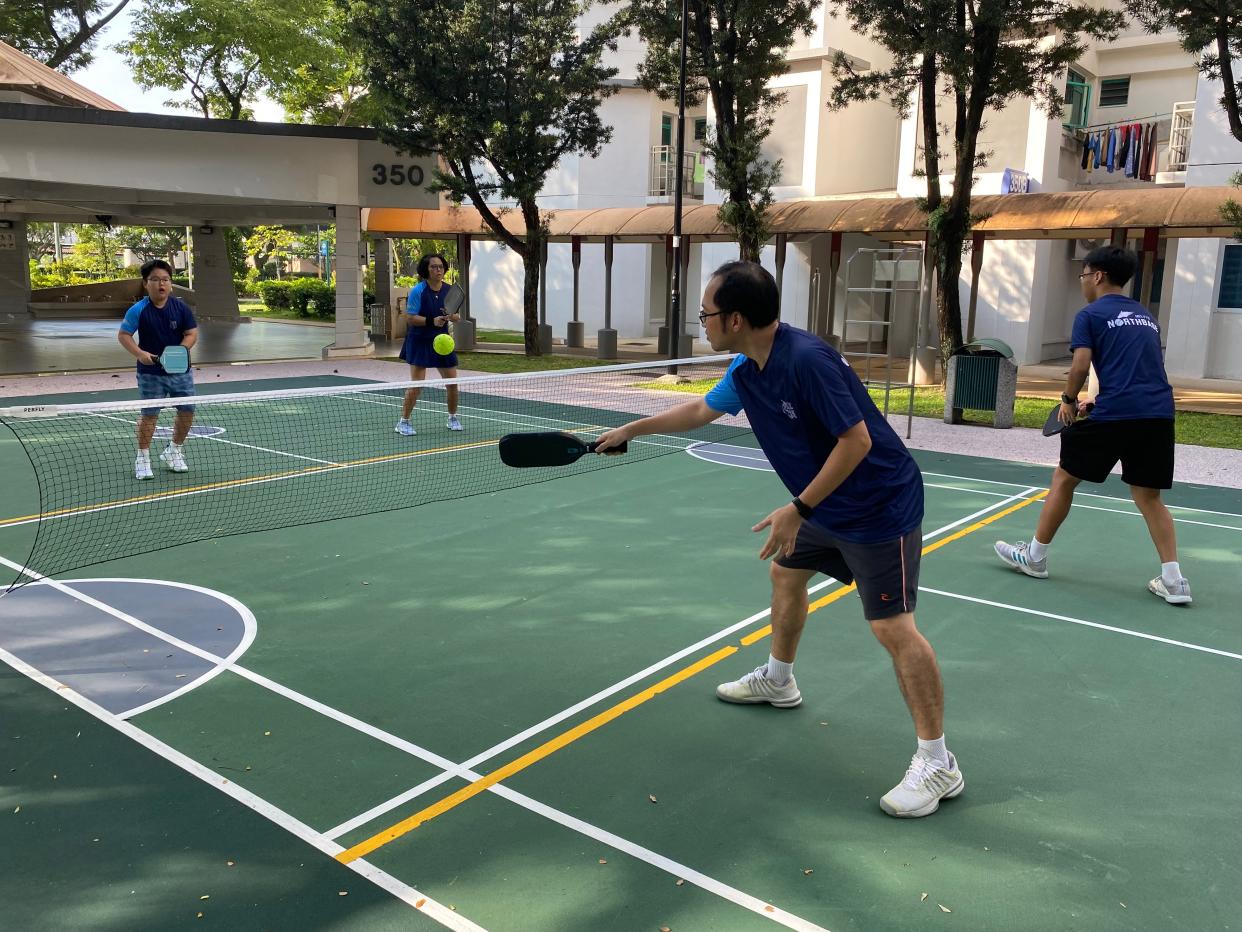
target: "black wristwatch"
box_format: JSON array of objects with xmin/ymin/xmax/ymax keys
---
[
  {"xmin": 1061, "ymin": 392, "xmax": 1078, "ymax": 405},
  {"xmin": 791, "ymin": 497, "xmax": 814, "ymax": 519}
]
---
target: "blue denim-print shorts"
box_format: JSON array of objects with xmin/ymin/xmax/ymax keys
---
[{"xmin": 137, "ymin": 371, "xmax": 196, "ymax": 417}]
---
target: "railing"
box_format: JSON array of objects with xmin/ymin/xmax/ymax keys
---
[
  {"xmin": 648, "ymin": 146, "xmax": 702, "ymax": 198},
  {"xmin": 1166, "ymin": 101, "xmax": 1194, "ymax": 172}
]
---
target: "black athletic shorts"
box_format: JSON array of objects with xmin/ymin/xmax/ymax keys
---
[
  {"xmin": 775, "ymin": 521, "xmax": 921, "ymax": 620},
  {"xmin": 1059, "ymin": 417, "xmax": 1175, "ymax": 489}
]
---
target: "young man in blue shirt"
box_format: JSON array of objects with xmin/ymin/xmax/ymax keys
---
[
  {"xmin": 594, "ymin": 261, "xmax": 963, "ymax": 818},
  {"xmin": 118, "ymin": 259, "xmax": 199, "ymax": 480},
  {"xmin": 995, "ymin": 246, "xmax": 1191, "ymax": 604}
]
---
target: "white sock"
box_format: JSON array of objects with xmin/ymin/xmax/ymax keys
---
[
  {"xmin": 1028, "ymin": 538, "xmax": 1048, "ymax": 562},
  {"xmin": 136, "ymin": 449, "xmax": 150, "ymax": 461},
  {"xmin": 1161, "ymin": 561, "xmax": 1182, "ymax": 587},
  {"xmin": 766, "ymin": 654, "xmax": 793, "ymax": 685},
  {"xmin": 918, "ymin": 735, "xmax": 949, "ymax": 766},
  {"xmin": 398, "ymin": 417, "xmax": 410, "ymax": 425},
  {"xmin": 169, "ymin": 441, "xmax": 183, "ymax": 453}
]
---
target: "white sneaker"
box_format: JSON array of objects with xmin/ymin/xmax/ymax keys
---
[
  {"xmin": 446, "ymin": 415, "xmax": 463, "ymax": 431},
  {"xmin": 395, "ymin": 420, "xmax": 416, "ymax": 436},
  {"xmin": 159, "ymin": 445, "xmax": 188, "ymax": 472},
  {"xmin": 880, "ymin": 751, "xmax": 964, "ymax": 818},
  {"xmin": 135, "ymin": 455, "xmax": 153, "ymax": 480},
  {"xmin": 715, "ymin": 665, "xmax": 802, "ymax": 708},
  {"xmin": 1148, "ymin": 576, "xmax": 1193, "ymax": 605},
  {"xmin": 994, "ymin": 540, "xmax": 1048, "ymax": 579}
]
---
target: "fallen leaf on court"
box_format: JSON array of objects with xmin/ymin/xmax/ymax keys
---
[
  {"xmin": 920, "ymin": 893, "xmax": 927, "ymax": 902},
  {"xmin": 196, "ymin": 913, "xmax": 203, "ymax": 919},
  {"xmin": 765, "ymin": 906, "xmax": 775, "ymax": 913},
  {"xmin": 648, "ymin": 794, "xmax": 658, "ymax": 803},
  {"xmin": 13, "ymin": 806, "xmax": 19, "ymax": 814},
  {"xmin": 338, "ymin": 891, "xmax": 348, "ymax": 896},
  {"xmin": 226, "ymin": 861, "xmax": 234, "ymax": 867},
  {"xmin": 675, "ymin": 880, "xmax": 685, "ymax": 886},
  {"xmin": 802, "ymin": 869, "xmax": 813, "ymax": 875},
  {"xmin": 1120, "ymin": 903, "xmax": 1126, "ymax": 909},
  {"xmin": 244, "ymin": 766, "xmax": 251, "ymax": 771},
  {"xmin": 598, "ymin": 859, "xmax": 607, "ymax": 864},
  {"xmin": 819, "ymin": 722, "xmax": 828, "ymax": 726},
  {"xmin": 200, "ymin": 895, "xmax": 209, "ymax": 900},
  {"xmin": 660, "ymin": 926, "xmax": 671, "ymax": 931},
  {"xmin": 264, "ymin": 731, "xmax": 271, "ymax": 736},
  {"xmin": 175, "ymin": 674, "xmax": 187, "ymax": 679},
  {"xmin": 938, "ymin": 904, "xmax": 952, "ymax": 913}
]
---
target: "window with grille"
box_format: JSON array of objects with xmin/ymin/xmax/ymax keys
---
[
  {"xmin": 1219, "ymin": 245, "xmax": 1242, "ymax": 310},
  {"xmin": 1099, "ymin": 77, "xmax": 1130, "ymax": 107}
]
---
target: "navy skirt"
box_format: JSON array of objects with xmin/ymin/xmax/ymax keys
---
[{"xmin": 400, "ymin": 332, "xmax": 459, "ymax": 369}]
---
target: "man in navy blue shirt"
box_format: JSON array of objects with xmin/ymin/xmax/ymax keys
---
[
  {"xmin": 118, "ymin": 259, "xmax": 199, "ymax": 480},
  {"xmin": 995, "ymin": 246, "xmax": 1190, "ymax": 604},
  {"xmin": 595, "ymin": 261, "xmax": 963, "ymax": 819}
]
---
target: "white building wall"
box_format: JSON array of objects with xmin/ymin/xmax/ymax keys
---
[{"xmin": 1165, "ymin": 75, "xmax": 1242, "ymax": 379}]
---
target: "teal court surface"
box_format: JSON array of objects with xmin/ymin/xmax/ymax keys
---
[{"xmin": 1, "ymin": 372, "xmax": 1240, "ymax": 931}]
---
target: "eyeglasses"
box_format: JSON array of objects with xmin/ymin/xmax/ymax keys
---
[
  {"xmin": 1078, "ymin": 269, "xmax": 1098, "ymax": 279},
  {"xmin": 698, "ymin": 309, "xmax": 726, "ymax": 324},
  {"xmin": 146, "ymin": 277, "xmax": 172, "ymax": 285},
  {"xmin": 427, "ymin": 263, "xmax": 446, "ymax": 270}
]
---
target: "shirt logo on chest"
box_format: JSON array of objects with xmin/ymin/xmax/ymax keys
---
[{"xmin": 781, "ymin": 400, "xmax": 797, "ymax": 420}]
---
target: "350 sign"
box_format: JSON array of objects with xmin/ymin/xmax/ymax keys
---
[{"xmin": 370, "ymin": 163, "xmax": 425, "ymax": 187}]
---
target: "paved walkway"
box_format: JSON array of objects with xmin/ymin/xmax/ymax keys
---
[{"xmin": 1, "ymin": 317, "xmax": 1238, "ymax": 415}]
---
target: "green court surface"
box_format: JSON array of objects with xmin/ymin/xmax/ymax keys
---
[{"xmin": 1, "ymin": 375, "xmax": 1240, "ymax": 931}]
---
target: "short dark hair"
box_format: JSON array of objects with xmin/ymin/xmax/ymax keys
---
[
  {"xmin": 710, "ymin": 261, "xmax": 779, "ymax": 328},
  {"xmin": 141, "ymin": 259, "xmax": 173, "ymax": 280},
  {"xmin": 417, "ymin": 253, "xmax": 450, "ymax": 280},
  {"xmin": 1082, "ymin": 246, "xmax": 1137, "ymax": 287}
]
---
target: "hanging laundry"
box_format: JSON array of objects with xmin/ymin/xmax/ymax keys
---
[
  {"xmin": 1105, "ymin": 126, "xmax": 1117, "ymax": 173},
  {"xmin": 1145, "ymin": 122, "xmax": 1160, "ymax": 178},
  {"xmin": 1127, "ymin": 123, "xmax": 1141, "ymax": 178}
]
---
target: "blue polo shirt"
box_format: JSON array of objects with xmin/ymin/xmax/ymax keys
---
[
  {"xmin": 405, "ymin": 281, "xmax": 448, "ymax": 343},
  {"xmin": 705, "ymin": 324, "xmax": 924, "ymax": 543},
  {"xmin": 1069, "ymin": 293, "xmax": 1174, "ymax": 421},
  {"xmin": 120, "ymin": 297, "xmax": 197, "ymax": 374}
]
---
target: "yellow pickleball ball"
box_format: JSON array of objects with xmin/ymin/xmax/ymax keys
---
[{"xmin": 433, "ymin": 333, "xmax": 455, "ymax": 355}]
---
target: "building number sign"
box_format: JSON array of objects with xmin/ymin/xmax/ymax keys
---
[{"xmin": 371, "ymin": 163, "xmax": 425, "ymax": 187}]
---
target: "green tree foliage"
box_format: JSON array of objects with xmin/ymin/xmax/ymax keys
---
[
  {"xmin": 118, "ymin": 226, "xmax": 187, "ymax": 264},
  {"xmin": 0, "ymin": 0, "xmax": 132, "ymax": 72},
  {"xmin": 268, "ymin": 7, "xmax": 377, "ymax": 126},
  {"xmin": 1132, "ymin": 0, "xmax": 1242, "ymax": 144},
  {"xmin": 626, "ymin": 0, "xmax": 818, "ymax": 260},
  {"xmin": 828, "ymin": 0, "xmax": 1121, "ymax": 361},
  {"xmin": 223, "ymin": 227, "xmax": 249, "ymax": 278},
  {"xmin": 343, "ymin": 0, "xmax": 622, "ymax": 354},
  {"xmin": 73, "ymin": 223, "xmax": 127, "ymax": 273},
  {"xmin": 243, "ymin": 225, "xmax": 300, "ymax": 278},
  {"xmin": 120, "ymin": 0, "xmax": 320, "ymax": 119}
]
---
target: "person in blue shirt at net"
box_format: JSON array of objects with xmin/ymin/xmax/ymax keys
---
[
  {"xmin": 593, "ymin": 261, "xmax": 963, "ymax": 819},
  {"xmin": 994, "ymin": 245, "xmax": 1190, "ymax": 605},
  {"xmin": 395, "ymin": 253, "xmax": 463, "ymax": 436},
  {"xmin": 117, "ymin": 259, "xmax": 198, "ymax": 480}
]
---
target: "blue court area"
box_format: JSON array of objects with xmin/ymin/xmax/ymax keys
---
[{"xmin": 1, "ymin": 374, "xmax": 1239, "ymax": 931}]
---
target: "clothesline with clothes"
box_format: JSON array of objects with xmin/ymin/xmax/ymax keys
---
[{"xmin": 1080, "ymin": 120, "xmax": 1163, "ymax": 180}]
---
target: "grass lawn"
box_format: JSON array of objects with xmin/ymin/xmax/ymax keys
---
[
  {"xmin": 653, "ymin": 380, "xmax": 1242, "ymax": 451},
  {"xmin": 238, "ymin": 300, "xmax": 311, "ymax": 323},
  {"xmin": 476, "ymin": 329, "xmax": 525, "ymax": 344}
]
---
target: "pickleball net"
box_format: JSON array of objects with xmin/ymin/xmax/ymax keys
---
[{"xmin": 0, "ymin": 355, "xmax": 754, "ymax": 588}]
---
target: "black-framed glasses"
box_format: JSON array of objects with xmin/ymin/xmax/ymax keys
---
[
  {"xmin": 698, "ymin": 309, "xmax": 725, "ymax": 324},
  {"xmin": 1078, "ymin": 269, "xmax": 1098, "ymax": 279}
]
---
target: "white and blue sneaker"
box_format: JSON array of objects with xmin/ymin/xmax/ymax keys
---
[
  {"xmin": 135, "ymin": 453, "xmax": 153, "ymax": 480},
  {"xmin": 446, "ymin": 415, "xmax": 463, "ymax": 431},
  {"xmin": 994, "ymin": 540, "xmax": 1048, "ymax": 579},
  {"xmin": 1148, "ymin": 576, "xmax": 1193, "ymax": 605},
  {"xmin": 159, "ymin": 444, "xmax": 188, "ymax": 473},
  {"xmin": 880, "ymin": 750, "xmax": 964, "ymax": 818},
  {"xmin": 395, "ymin": 419, "xmax": 416, "ymax": 436},
  {"xmin": 715, "ymin": 665, "xmax": 802, "ymax": 708}
]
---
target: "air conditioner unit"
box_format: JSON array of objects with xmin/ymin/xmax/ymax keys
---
[{"xmin": 1069, "ymin": 237, "xmax": 1105, "ymax": 261}]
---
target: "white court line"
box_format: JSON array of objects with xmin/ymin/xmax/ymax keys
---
[
  {"xmin": 323, "ymin": 485, "xmax": 1042, "ymax": 839},
  {"xmin": 0, "ymin": 555, "xmax": 827, "ymax": 932},
  {"xmin": 88, "ymin": 411, "xmax": 343, "ymax": 467},
  {"xmin": 1071, "ymin": 502, "xmax": 1242, "ymax": 532},
  {"xmin": 0, "ymin": 643, "xmax": 483, "ymax": 932},
  {"xmin": 921, "ymin": 586, "xmax": 1242, "ymax": 662},
  {"xmin": 922, "ymin": 471, "xmax": 1242, "ymax": 520}
]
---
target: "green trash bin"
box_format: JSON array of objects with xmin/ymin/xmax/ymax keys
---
[{"xmin": 944, "ymin": 338, "xmax": 1017, "ymax": 429}]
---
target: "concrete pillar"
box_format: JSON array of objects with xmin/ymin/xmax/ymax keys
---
[
  {"xmin": 188, "ymin": 226, "xmax": 242, "ymax": 320},
  {"xmin": 567, "ymin": 236, "xmax": 584, "ymax": 347},
  {"xmin": 453, "ymin": 234, "xmax": 475, "ymax": 351},
  {"xmin": 598, "ymin": 235, "xmax": 617, "ymax": 358},
  {"xmin": 0, "ymin": 219, "xmax": 32, "ymax": 319},
  {"xmin": 324, "ymin": 206, "xmax": 374, "ymax": 358},
  {"xmin": 374, "ymin": 236, "xmax": 393, "ymax": 338}
]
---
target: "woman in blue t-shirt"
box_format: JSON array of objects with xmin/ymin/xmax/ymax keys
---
[{"xmin": 395, "ymin": 253, "xmax": 463, "ymax": 435}]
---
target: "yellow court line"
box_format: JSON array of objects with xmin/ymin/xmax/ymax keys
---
[
  {"xmin": 0, "ymin": 438, "xmax": 498, "ymax": 528},
  {"xmin": 337, "ymin": 645, "xmax": 739, "ymax": 863},
  {"xmin": 339, "ymin": 489, "xmax": 1050, "ymax": 862}
]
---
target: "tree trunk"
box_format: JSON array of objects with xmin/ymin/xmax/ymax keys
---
[
  {"xmin": 1218, "ymin": 24, "xmax": 1242, "ymax": 143},
  {"xmin": 520, "ymin": 241, "xmax": 541, "ymax": 356}
]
